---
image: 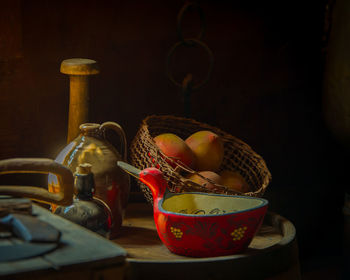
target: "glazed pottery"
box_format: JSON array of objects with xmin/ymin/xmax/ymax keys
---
[
  {"xmin": 55, "ymin": 164, "xmax": 112, "ymax": 238},
  {"xmin": 117, "ymin": 161, "xmax": 268, "ymax": 258},
  {"xmin": 49, "ymin": 122, "xmax": 130, "ymax": 238}
]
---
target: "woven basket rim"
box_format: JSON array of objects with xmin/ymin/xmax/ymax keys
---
[{"xmin": 131, "ymin": 114, "xmax": 272, "ymax": 198}]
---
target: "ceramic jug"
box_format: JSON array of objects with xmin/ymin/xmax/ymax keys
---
[{"xmin": 48, "ymin": 121, "xmax": 130, "ymax": 239}]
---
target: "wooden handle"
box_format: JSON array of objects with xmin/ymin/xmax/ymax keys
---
[
  {"xmin": 61, "ymin": 58, "xmax": 99, "ymax": 143},
  {"xmin": 0, "ymin": 158, "xmax": 74, "ymax": 206}
]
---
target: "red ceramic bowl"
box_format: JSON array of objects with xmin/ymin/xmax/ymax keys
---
[
  {"xmin": 117, "ymin": 162, "xmax": 268, "ymax": 258},
  {"xmin": 155, "ymin": 192, "xmax": 268, "ymax": 257}
]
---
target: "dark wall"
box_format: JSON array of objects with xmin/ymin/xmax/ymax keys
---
[{"xmin": 0, "ymin": 0, "xmax": 346, "ymax": 267}]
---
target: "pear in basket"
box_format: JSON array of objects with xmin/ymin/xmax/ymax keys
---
[
  {"xmin": 185, "ymin": 130, "xmax": 224, "ymax": 172},
  {"xmin": 154, "ymin": 133, "xmax": 196, "ymax": 169},
  {"xmin": 186, "ymin": 171, "xmax": 223, "ymax": 192},
  {"xmin": 220, "ymin": 170, "xmax": 250, "ymax": 193}
]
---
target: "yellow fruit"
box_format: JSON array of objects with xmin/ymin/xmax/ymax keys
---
[
  {"xmin": 186, "ymin": 171, "xmax": 222, "ymax": 191},
  {"xmin": 185, "ymin": 130, "xmax": 224, "ymax": 172},
  {"xmin": 154, "ymin": 133, "xmax": 196, "ymax": 168},
  {"xmin": 220, "ymin": 170, "xmax": 249, "ymax": 193}
]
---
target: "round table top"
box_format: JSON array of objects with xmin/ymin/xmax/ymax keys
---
[
  {"xmin": 113, "ymin": 202, "xmax": 296, "ymax": 263},
  {"xmin": 113, "ymin": 203, "xmax": 300, "ymax": 280}
]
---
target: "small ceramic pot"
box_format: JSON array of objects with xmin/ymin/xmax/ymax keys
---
[{"xmin": 54, "ymin": 163, "xmax": 113, "ymax": 238}]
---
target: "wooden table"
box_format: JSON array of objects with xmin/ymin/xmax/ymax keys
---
[
  {"xmin": 114, "ymin": 203, "xmax": 301, "ymax": 280},
  {"xmin": 0, "ymin": 204, "xmax": 127, "ymax": 280}
]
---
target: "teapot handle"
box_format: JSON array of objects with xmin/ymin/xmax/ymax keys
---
[
  {"xmin": 0, "ymin": 158, "xmax": 74, "ymax": 206},
  {"xmin": 100, "ymin": 121, "xmax": 128, "ymax": 161}
]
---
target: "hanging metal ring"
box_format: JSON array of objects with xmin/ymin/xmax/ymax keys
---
[
  {"xmin": 177, "ymin": 2, "xmax": 206, "ymax": 47},
  {"xmin": 166, "ymin": 38, "xmax": 214, "ymax": 91}
]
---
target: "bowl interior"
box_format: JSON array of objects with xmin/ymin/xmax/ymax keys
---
[{"xmin": 161, "ymin": 192, "xmax": 267, "ymax": 215}]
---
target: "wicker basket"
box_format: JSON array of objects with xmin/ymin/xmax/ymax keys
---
[{"xmin": 130, "ymin": 115, "xmax": 271, "ymax": 204}]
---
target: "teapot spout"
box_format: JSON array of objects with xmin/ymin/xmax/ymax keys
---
[{"xmin": 117, "ymin": 161, "xmax": 167, "ymax": 202}]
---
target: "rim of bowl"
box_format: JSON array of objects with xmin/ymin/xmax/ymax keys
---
[{"xmin": 158, "ymin": 191, "xmax": 268, "ymax": 217}]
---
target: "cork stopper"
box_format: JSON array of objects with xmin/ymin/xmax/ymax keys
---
[{"xmin": 76, "ymin": 163, "xmax": 92, "ymax": 175}]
